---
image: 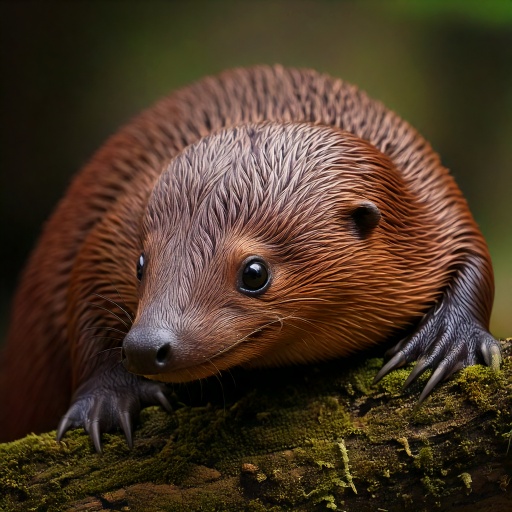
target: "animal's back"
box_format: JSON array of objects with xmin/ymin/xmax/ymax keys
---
[{"xmin": 0, "ymin": 66, "xmax": 494, "ymax": 441}]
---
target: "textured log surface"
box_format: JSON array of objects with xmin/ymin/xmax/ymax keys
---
[{"xmin": 0, "ymin": 340, "xmax": 510, "ymax": 512}]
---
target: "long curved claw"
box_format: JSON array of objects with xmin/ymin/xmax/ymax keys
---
[
  {"xmin": 89, "ymin": 419, "xmax": 102, "ymax": 454},
  {"xmin": 119, "ymin": 410, "xmax": 133, "ymax": 449},
  {"xmin": 56, "ymin": 415, "xmax": 73, "ymax": 442},
  {"xmin": 403, "ymin": 358, "xmax": 429, "ymax": 389},
  {"xmin": 480, "ymin": 340, "xmax": 502, "ymax": 370},
  {"xmin": 88, "ymin": 397, "xmax": 105, "ymax": 453},
  {"xmin": 382, "ymin": 337, "xmax": 408, "ymax": 360},
  {"xmin": 373, "ymin": 351, "xmax": 407, "ymax": 384},
  {"xmin": 489, "ymin": 345, "xmax": 502, "ymax": 371},
  {"xmin": 418, "ymin": 361, "xmax": 458, "ymax": 403},
  {"xmin": 154, "ymin": 389, "xmax": 173, "ymax": 413}
]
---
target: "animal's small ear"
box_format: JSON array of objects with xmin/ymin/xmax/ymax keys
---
[{"xmin": 350, "ymin": 201, "xmax": 381, "ymax": 239}]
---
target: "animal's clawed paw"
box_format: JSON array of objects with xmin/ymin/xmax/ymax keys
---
[
  {"xmin": 373, "ymin": 299, "xmax": 501, "ymax": 402},
  {"xmin": 56, "ymin": 367, "xmax": 172, "ymax": 453}
]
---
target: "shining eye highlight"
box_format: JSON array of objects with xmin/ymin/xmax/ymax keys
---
[{"xmin": 136, "ymin": 253, "xmax": 145, "ymax": 281}]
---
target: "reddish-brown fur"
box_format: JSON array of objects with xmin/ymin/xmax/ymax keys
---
[{"xmin": 0, "ymin": 66, "xmax": 494, "ymax": 441}]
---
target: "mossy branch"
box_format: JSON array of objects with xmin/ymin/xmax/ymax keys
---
[{"xmin": 1, "ymin": 340, "xmax": 511, "ymax": 511}]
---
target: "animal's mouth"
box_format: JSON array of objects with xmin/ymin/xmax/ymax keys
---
[
  {"xmin": 141, "ymin": 348, "xmax": 242, "ymax": 383},
  {"xmin": 142, "ymin": 331, "xmax": 266, "ymax": 384}
]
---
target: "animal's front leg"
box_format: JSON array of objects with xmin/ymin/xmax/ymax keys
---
[
  {"xmin": 374, "ymin": 254, "xmax": 501, "ymax": 400},
  {"xmin": 60, "ymin": 279, "xmax": 173, "ymax": 453},
  {"xmin": 56, "ymin": 357, "xmax": 172, "ymax": 453}
]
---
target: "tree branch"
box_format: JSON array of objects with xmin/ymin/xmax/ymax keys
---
[{"xmin": 1, "ymin": 340, "xmax": 510, "ymax": 511}]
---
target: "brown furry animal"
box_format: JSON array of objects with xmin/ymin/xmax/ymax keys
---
[{"xmin": 0, "ymin": 66, "xmax": 501, "ymax": 451}]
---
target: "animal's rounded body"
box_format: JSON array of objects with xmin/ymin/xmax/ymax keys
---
[{"xmin": 0, "ymin": 66, "xmax": 500, "ymax": 449}]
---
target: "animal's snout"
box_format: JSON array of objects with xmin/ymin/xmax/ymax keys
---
[{"xmin": 123, "ymin": 326, "xmax": 175, "ymax": 375}]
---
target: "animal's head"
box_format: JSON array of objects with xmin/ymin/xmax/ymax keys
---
[{"xmin": 122, "ymin": 121, "xmax": 429, "ymax": 382}]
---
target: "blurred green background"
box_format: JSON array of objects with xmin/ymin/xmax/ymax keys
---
[{"xmin": 1, "ymin": 0, "xmax": 511, "ymax": 342}]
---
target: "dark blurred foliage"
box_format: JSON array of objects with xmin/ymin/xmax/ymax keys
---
[{"xmin": 1, "ymin": 1, "xmax": 511, "ymax": 340}]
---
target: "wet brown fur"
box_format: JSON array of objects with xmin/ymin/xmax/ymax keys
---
[{"xmin": 0, "ymin": 66, "xmax": 493, "ymax": 440}]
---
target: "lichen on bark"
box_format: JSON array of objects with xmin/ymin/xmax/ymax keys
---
[{"xmin": 0, "ymin": 340, "xmax": 511, "ymax": 511}]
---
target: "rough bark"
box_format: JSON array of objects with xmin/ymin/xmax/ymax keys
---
[{"xmin": 1, "ymin": 340, "xmax": 510, "ymax": 512}]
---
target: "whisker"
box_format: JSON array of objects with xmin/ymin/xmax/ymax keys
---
[
  {"xmin": 84, "ymin": 302, "xmax": 130, "ymax": 329},
  {"xmin": 283, "ymin": 318, "xmax": 314, "ymax": 335},
  {"xmin": 185, "ymin": 368, "xmax": 198, "ymax": 387},
  {"xmin": 92, "ymin": 292, "xmax": 133, "ymax": 323},
  {"xmin": 205, "ymin": 359, "xmax": 226, "ymax": 410},
  {"xmin": 224, "ymin": 367, "xmax": 237, "ymax": 388},
  {"xmin": 206, "ymin": 358, "xmax": 222, "ymax": 378},
  {"xmin": 82, "ymin": 326, "xmax": 128, "ymax": 336},
  {"xmin": 109, "ymin": 280, "xmax": 135, "ymax": 318},
  {"xmin": 289, "ymin": 315, "xmax": 341, "ymax": 329},
  {"xmin": 108, "ymin": 359, "xmax": 125, "ymax": 372},
  {"xmin": 93, "ymin": 347, "xmax": 123, "ymax": 358},
  {"xmin": 271, "ymin": 297, "xmax": 329, "ymax": 305},
  {"xmin": 88, "ymin": 347, "xmax": 123, "ymax": 366},
  {"xmin": 89, "ymin": 335, "xmax": 124, "ymax": 342},
  {"xmin": 289, "ymin": 316, "xmax": 341, "ymax": 341},
  {"xmin": 211, "ymin": 314, "xmax": 295, "ymax": 359}
]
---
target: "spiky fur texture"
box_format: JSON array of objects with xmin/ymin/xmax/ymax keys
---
[{"xmin": 0, "ymin": 66, "xmax": 494, "ymax": 440}]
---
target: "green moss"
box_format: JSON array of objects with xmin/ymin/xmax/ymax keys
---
[
  {"xmin": 420, "ymin": 475, "xmax": 446, "ymax": 498},
  {"xmin": 337, "ymin": 440, "xmax": 357, "ymax": 495},
  {"xmin": 458, "ymin": 472, "xmax": 472, "ymax": 492},
  {"xmin": 374, "ymin": 367, "xmax": 410, "ymax": 396},
  {"xmin": 1, "ymin": 341, "xmax": 511, "ymax": 510},
  {"xmin": 410, "ymin": 394, "xmax": 457, "ymax": 425},
  {"xmin": 345, "ymin": 358, "xmax": 383, "ymax": 396},
  {"xmin": 245, "ymin": 499, "xmax": 284, "ymax": 511},
  {"xmin": 414, "ymin": 446, "xmax": 434, "ymax": 473},
  {"xmin": 396, "ymin": 437, "xmax": 413, "ymax": 457},
  {"xmin": 316, "ymin": 494, "xmax": 337, "ymax": 509},
  {"xmin": 457, "ymin": 365, "xmax": 505, "ymax": 410}
]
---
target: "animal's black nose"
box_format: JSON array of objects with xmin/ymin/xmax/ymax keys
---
[{"xmin": 123, "ymin": 326, "xmax": 174, "ymax": 375}]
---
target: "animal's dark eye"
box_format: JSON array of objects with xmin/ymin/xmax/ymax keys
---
[
  {"xmin": 136, "ymin": 253, "xmax": 145, "ymax": 281},
  {"xmin": 238, "ymin": 257, "xmax": 271, "ymax": 296}
]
